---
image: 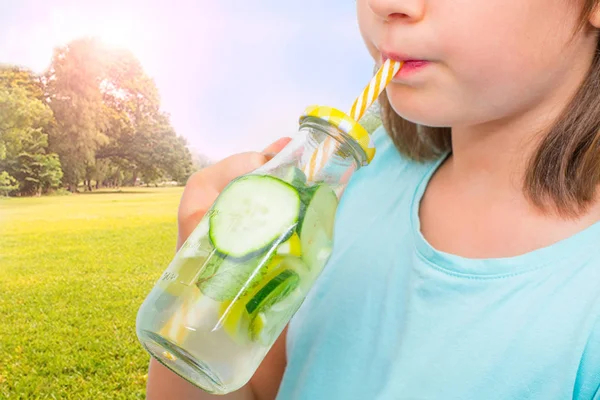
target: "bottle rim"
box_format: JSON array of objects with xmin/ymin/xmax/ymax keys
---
[
  {"xmin": 299, "ymin": 116, "xmax": 369, "ymax": 168},
  {"xmin": 298, "ymin": 105, "xmax": 376, "ymax": 165}
]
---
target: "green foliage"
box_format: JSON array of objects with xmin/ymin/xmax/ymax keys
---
[
  {"xmin": 16, "ymin": 151, "xmax": 63, "ymax": 196},
  {"xmin": 0, "ymin": 187, "xmax": 183, "ymax": 398},
  {"xmin": 0, "ymin": 171, "xmax": 18, "ymax": 195},
  {"xmin": 1, "ymin": 36, "xmax": 198, "ymax": 196},
  {"xmin": 96, "ymin": 49, "xmax": 193, "ymax": 186},
  {"xmin": 0, "ymin": 64, "xmax": 45, "ymax": 100},
  {"xmin": 45, "ymin": 38, "xmax": 111, "ymax": 189},
  {"xmin": 0, "ymin": 69, "xmax": 62, "ymax": 196},
  {"xmin": 0, "ymin": 85, "xmax": 54, "ymax": 158}
]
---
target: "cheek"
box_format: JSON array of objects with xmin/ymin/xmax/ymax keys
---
[
  {"xmin": 434, "ymin": 0, "xmax": 581, "ymax": 104},
  {"xmin": 356, "ymin": 0, "xmax": 380, "ymax": 62},
  {"xmin": 381, "ymin": 0, "xmax": 585, "ymax": 127}
]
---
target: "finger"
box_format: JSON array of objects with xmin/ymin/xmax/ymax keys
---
[
  {"xmin": 201, "ymin": 137, "xmax": 292, "ymax": 192},
  {"xmin": 202, "ymin": 151, "xmax": 269, "ymax": 193},
  {"xmin": 176, "ymin": 180, "xmax": 219, "ymax": 249},
  {"xmin": 262, "ymin": 137, "xmax": 292, "ymax": 154}
]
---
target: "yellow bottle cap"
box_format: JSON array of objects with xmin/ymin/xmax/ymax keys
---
[{"xmin": 299, "ymin": 105, "xmax": 376, "ymax": 164}]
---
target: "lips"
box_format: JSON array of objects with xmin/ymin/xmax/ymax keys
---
[
  {"xmin": 382, "ymin": 52, "xmax": 425, "ymax": 63},
  {"xmin": 381, "ymin": 51, "xmax": 430, "ymax": 77}
]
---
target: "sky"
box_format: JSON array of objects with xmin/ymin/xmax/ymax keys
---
[{"xmin": 0, "ymin": 0, "xmax": 376, "ymax": 160}]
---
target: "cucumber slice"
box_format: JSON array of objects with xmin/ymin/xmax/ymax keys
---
[
  {"xmin": 213, "ymin": 255, "xmax": 295, "ymax": 341},
  {"xmin": 209, "ymin": 175, "xmax": 301, "ymax": 259},
  {"xmin": 249, "ymin": 292, "xmax": 304, "ymax": 345},
  {"xmin": 245, "ymin": 269, "xmax": 300, "ymax": 315},
  {"xmin": 248, "ymin": 270, "xmax": 306, "ymax": 345},
  {"xmin": 279, "ymin": 166, "xmax": 307, "ymax": 188},
  {"xmin": 212, "ymin": 255, "xmax": 307, "ymax": 342},
  {"xmin": 196, "ymin": 254, "xmax": 271, "ymax": 301},
  {"xmin": 298, "ymin": 184, "xmax": 338, "ymax": 271},
  {"xmin": 296, "ymin": 185, "xmax": 318, "ymax": 237}
]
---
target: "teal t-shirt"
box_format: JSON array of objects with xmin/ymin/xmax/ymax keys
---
[{"xmin": 275, "ymin": 126, "xmax": 600, "ymax": 400}]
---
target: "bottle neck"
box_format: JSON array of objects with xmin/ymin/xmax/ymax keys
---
[{"xmin": 300, "ymin": 117, "xmax": 368, "ymax": 168}]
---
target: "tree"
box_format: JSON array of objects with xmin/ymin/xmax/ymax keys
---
[
  {"xmin": 95, "ymin": 47, "xmax": 193, "ymax": 186},
  {"xmin": 0, "ymin": 37, "xmax": 195, "ymax": 195},
  {"xmin": 0, "ymin": 171, "xmax": 18, "ymax": 196},
  {"xmin": 0, "ymin": 67, "xmax": 62, "ymax": 196},
  {"xmin": 134, "ymin": 114, "xmax": 193, "ymax": 185},
  {"xmin": 191, "ymin": 151, "xmax": 213, "ymax": 171},
  {"xmin": 13, "ymin": 130, "xmax": 63, "ymax": 196},
  {"xmin": 45, "ymin": 37, "xmax": 110, "ymax": 191},
  {"xmin": 0, "ymin": 65, "xmax": 45, "ymax": 100}
]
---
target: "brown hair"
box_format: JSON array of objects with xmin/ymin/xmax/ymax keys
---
[{"xmin": 379, "ymin": 1, "xmax": 600, "ymax": 218}]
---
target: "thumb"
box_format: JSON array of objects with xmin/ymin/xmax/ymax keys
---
[
  {"xmin": 262, "ymin": 137, "xmax": 293, "ymax": 157},
  {"xmin": 202, "ymin": 137, "xmax": 293, "ymax": 192}
]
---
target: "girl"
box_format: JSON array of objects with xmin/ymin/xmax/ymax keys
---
[{"xmin": 147, "ymin": 0, "xmax": 600, "ymax": 398}]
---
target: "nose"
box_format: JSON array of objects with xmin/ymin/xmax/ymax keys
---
[{"xmin": 367, "ymin": 0, "xmax": 425, "ymax": 22}]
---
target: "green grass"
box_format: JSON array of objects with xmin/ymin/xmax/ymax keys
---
[{"xmin": 0, "ymin": 187, "xmax": 185, "ymax": 399}]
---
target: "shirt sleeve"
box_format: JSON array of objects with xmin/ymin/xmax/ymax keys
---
[{"xmin": 577, "ymin": 316, "xmax": 600, "ymax": 400}]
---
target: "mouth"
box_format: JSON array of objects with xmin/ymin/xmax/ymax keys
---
[{"xmin": 381, "ymin": 52, "xmax": 430, "ymax": 78}]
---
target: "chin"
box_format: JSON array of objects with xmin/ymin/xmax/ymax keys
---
[{"xmin": 386, "ymin": 89, "xmax": 455, "ymax": 128}]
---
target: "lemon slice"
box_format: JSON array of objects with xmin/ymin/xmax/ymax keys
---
[
  {"xmin": 217, "ymin": 256, "xmax": 306, "ymax": 344},
  {"xmin": 217, "ymin": 298, "xmax": 251, "ymax": 344},
  {"xmin": 250, "ymin": 312, "xmax": 268, "ymax": 343},
  {"xmin": 249, "ymin": 311, "xmax": 287, "ymax": 346},
  {"xmin": 215, "ymin": 255, "xmax": 285, "ymax": 342},
  {"xmin": 276, "ymin": 233, "xmax": 302, "ymax": 257}
]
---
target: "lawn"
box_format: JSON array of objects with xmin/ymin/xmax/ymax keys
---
[{"xmin": 0, "ymin": 187, "xmax": 185, "ymax": 399}]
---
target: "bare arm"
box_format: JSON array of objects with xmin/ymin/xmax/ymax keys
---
[
  {"xmin": 146, "ymin": 358, "xmax": 255, "ymax": 400},
  {"xmin": 146, "ymin": 139, "xmax": 292, "ymax": 400},
  {"xmin": 146, "ymin": 329, "xmax": 287, "ymax": 400}
]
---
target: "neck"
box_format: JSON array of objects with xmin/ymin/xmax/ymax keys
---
[
  {"xmin": 448, "ymin": 112, "xmax": 548, "ymax": 201},
  {"xmin": 446, "ymin": 64, "xmax": 591, "ymax": 211}
]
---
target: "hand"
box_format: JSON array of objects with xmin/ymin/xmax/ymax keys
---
[
  {"xmin": 146, "ymin": 137, "xmax": 293, "ymax": 400},
  {"xmin": 176, "ymin": 137, "xmax": 292, "ymax": 250}
]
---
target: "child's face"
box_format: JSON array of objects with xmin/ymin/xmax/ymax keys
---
[{"xmin": 357, "ymin": 0, "xmax": 599, "ymax": 129}]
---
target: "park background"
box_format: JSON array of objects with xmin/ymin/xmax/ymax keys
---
[{"xmin": 0, "ymin": 0, "xmax": 380, "ymax": 398}]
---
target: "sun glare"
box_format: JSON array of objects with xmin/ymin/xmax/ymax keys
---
[
  {"xmin": 90, "ymin": 21, "xmax": 139, "ymax": 52},
  {"xmin": 51, "ymin": 8, "xmax": 147, "ymax": 56}
]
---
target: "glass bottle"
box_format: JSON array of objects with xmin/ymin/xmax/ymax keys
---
[{"xmin": 135, "ymin": 105, "xmax": 375, "ymax": 394}]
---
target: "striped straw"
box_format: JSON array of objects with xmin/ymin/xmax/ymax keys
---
[
  {"xmin": 350, "ymin": 59, "xmax": 403, "ymax": 122},
  {"xmin": 302, "ymin": 59, "xmax": 403, "ymax": 181},
  {"xmin": 302, "ymin": 134, "xmax": 338, "ymax": 183}
]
